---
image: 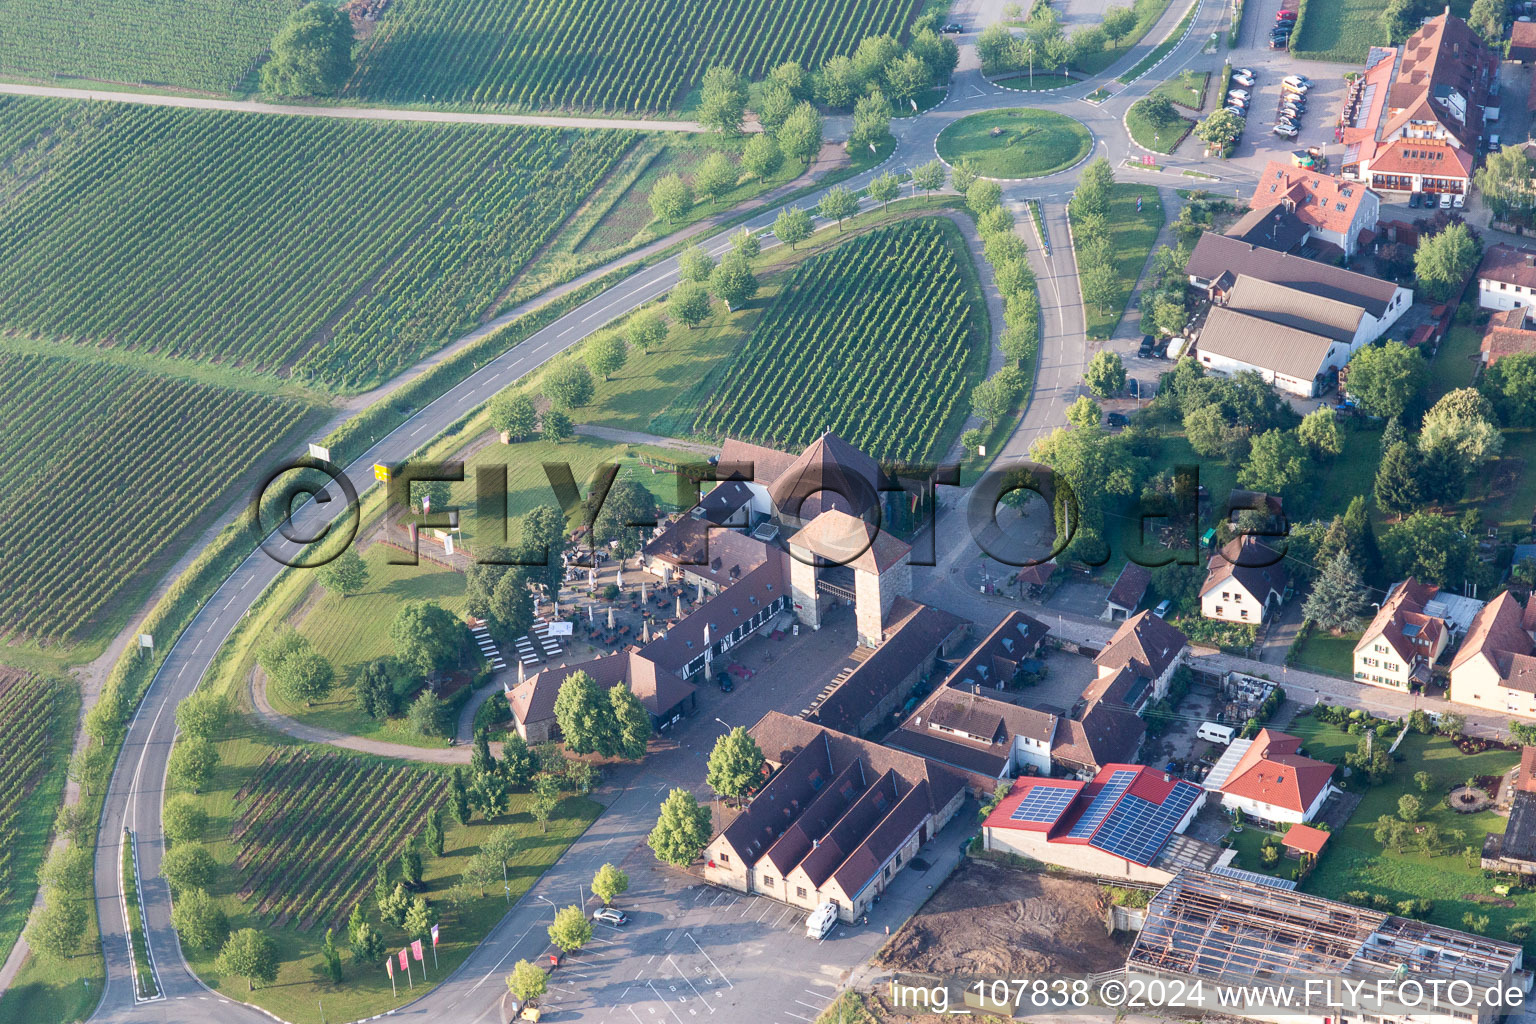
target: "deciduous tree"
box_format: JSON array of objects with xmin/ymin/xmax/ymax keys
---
[
  {"xmin": 698, "ymin": 65, "xmax": 748, "ymax": 132},
  {"xmin": 162, "ymin": 842, "xmax": 217, "ymax": 895},
  {"xmin": 507, "ymin": 960, "xmax": 548, "ymax": 1004},
  {"xmin": 742, "ymin": 133, "xmax": 784, "ymax": 182},
  {"xmin": 217, "ymin": 928, "xmax": 279, "ymax": 991},
  {"xmin": 649, "ymin": 174, "xmax": 693, "ymax": 224},
  {"xmin": 1084, "ymin": 349, "xmax": 1126, "ymax": 398},
  {"xmin": 773, "ymin": 207, "xmax": 813, "ymax": 249},
  {"xmin": 1414, "ymin": 222, "xmax": 1480, "ymax": 301},
  {"xmin": 778, "ymin": 102, "xmax": 824, "ymax": 165},
  {"xmin": 706, "ymin": 726, "xmax": 765, "ymax": 804},
  {"xmin": 818, "ymin": 186, "xmax": 858, "ymax": 231},
  {"xmin": 669, "ymin": 281, "xmax": 713, "ymax": 328},
  {"xmin": 585, "ymin": 333, "xmax": 628, "ymax": 381},
  {"xmin": 591, "ymin": 863, "xmax": 630, "ymax": 905},
  {"xmin": 390, "ymin": 601, "xmax": 466, "ymax": 678},
  {"xmin": 168, "ymin": 737, "xmax": 219, "ymax": 793},
  {"xmin": 261, "ymin": 3, "xmax": 352, "ymax": 97},
  {"xmin": 648, "ymin": 788, "xmax": 713, "ymax": 866},
  {"xmin": 542, "ymin": 359, "xmax": 596, "ymax": 409},
  {"xmin": 1345, "ymin": 343, "xmax": 1428, "ymax": 420}
]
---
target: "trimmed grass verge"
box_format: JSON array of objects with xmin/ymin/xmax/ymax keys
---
[
  {"xmin": 936, "ymin": 109, "xmax": 1093, "ymax": 179},
  {"xmin": 1119, "ymin": 0, "xmax": 1197, "ymax": 83}
]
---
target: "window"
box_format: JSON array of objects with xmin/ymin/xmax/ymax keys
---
[
  {"xmin": 762, "ymin": 876, "xmax": 775, "ymax": 888},
  {"xmin": 1215, "ymin": 606, "xmax": 1224, "ymax": 616},
  {"xmin": 1240, "ymin": 609, "xmax": 1250, "ymax": 620},
  {"xmin": 719, "ymin": 853, "xmax": 730, "ymax": 864},
  {"xmin": 796, "ymin": 886, "xmax": 807, "ymax": 898}
]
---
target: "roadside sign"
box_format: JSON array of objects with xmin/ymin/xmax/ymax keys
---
[
  {"xmin": 374, "ymin": 463, "xmax": 391, "ymax": 482},
  {"xmin": 138, "ymin": 634, "xmax": 153, "ymax": 650},
  {"xmin": 308, "ymin": 443, "xmax": 331, "ymax": 462},
  {"xmin": 546, "ymin": 622, "xmax": 574, "ymax": 636}
]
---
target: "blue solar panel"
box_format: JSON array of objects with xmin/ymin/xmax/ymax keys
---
[
  {"xmin": 1092, "ymin": 782, "xmax": 1202, "ymax": 865},
  {"xmin": 1009, "ymin": 785, "xmax": 1076, "ymax": 823},
  {"xmin": 1067, "ymin": 769, "xmax": 1138, "ymax": 838}
]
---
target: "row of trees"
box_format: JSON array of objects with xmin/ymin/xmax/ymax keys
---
[
  {"xmin": 647, "ymin": 726, "xmax": 768, "ymax": 866},
  {"xmin": 976, "ymin": 0, "xmax": 1137, "ymax": 80},
  {"xmin": 504, "ymin": 862, "xmax": 631, "ymax": 1006},
  {"xmin": 1069, "ymin": 160, "xmax": 1129, "ymax": 318}
]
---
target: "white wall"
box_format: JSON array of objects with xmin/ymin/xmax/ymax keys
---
[{"xmin": 1479, "ymin": 277, "xmax": 1536, "ymax": 311}]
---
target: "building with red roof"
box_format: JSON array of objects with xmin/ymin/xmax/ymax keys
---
[
  {"xmin": 981, "ymin": 764, "xmax": 1215, "ymax": 883},
  {"xmin": 1203, "ymin": 728, "xmax": 1336, "ymax": 825},
  {"xmin": 1450, "ymin": 592, "xmax": 1536, "ymax": 719},
  {"xmin": 1482, "ymin": 306, "xmax": 1536, "ymax": 365},
  {"xmin": 1477, "ymin": 244, "xmax": 1536, "ymax": 313},
  {"xmin": 1353, "ymin": 578, "xmax": 1450, "ymax": 691},
  {"xmin": 1246, "ymin": 161, "xmax": 1381, "ymax": 256}
]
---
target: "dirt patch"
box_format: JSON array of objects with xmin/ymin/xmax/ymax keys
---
[{"xmin": 875, "ymin": 859, "xmax": 1128, "ymax": 976}]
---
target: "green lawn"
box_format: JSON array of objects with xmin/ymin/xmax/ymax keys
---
[
  {"xmin": 1077, "ymin": 183, "xmax": 1164, "ymax": 339},
  {"xmin": 1304, "ymin": 733, "xmax": 1531, "ymax": 946},
  {"xmin": 178, "ymin": 732, "xmax": 601, "ymax": 1024},
  {"xmin": 1075, "ymin": 0, "xmax": 1176, "ymax": 75},
  {"xmin": 1154, "ymin": 69, "xmax": 1209, "ymax": 110},
  {"xmin": 1118, "ymin": 0, "xmax": 1196, "ymax": 83},
  {"xmin": 1126, "ymin": 97, "xmax": 1194, "ymax": 154},
  {"xmin": 1292, "ymin": 0, "xmax": 1470, "ymax": 62},
  {"xmin": 1285, "ymin": 709, "xmax": 1372, "ymax": 765},
  {"xmin": 994, "ymin": 72, "xmax": 1081, "ymax": 91},
  {"xmin": 1226, "ymin": 824, "xmax": 1299, "ymax": 879},
  {"xmin": 1429, "ymin": 324, "xmax": 1484, "ymax": 402},
  {"xmin": 1289, "ymin": 628, "xmax": 1360, "ymax": 679},
  {"xmin": 936, "ymin": 109, "xmax": 1093, "ymax": 179}
]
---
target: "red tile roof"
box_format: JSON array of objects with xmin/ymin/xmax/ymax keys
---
[
  {"xmin": 1249, "ymin": 161, "xmax": 1373, "ymax": 237},
  {"xmin": 786, "ymin": 509, "xmax": 910, "ymax": 575},
  {"xmin": 1382, "ymin": 11, "xmax": 1496, "ymax": 151},
  {"xmin": 1219, "ymin": 729, "xmax": 1334, "ymax": 815},
  {"xmin": 1366, "ymin": 139, "xmax": 1473, "ymax": 179},
  {"xmin": 1452, "ymin": 591, "xmax": 1536, "ymax": 686},
  {"xmin": 1355, "ymin": 577, "xmax": 1445, "ymax": 665},
  {"xmin": 1107, "ymin": 562, "xmax": 1152, "ymax": 612},
  {"xmin": 1281, "ymin": 823, "xmax": 1331, "ymax": 856},
  {"xmin": 1511, "ymin": 20, "xmax": 1536, "ymax": 62},
  {"xmin": 1478, "ymin": 244, "xmax": 1536, "ymax": 292}
]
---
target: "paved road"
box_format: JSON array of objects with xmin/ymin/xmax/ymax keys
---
[{"xmin": 0, "ymin": 82, "xmax": 709, "ymax": 132}]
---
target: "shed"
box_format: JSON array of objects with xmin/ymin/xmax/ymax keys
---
[{"xmin": 1281, "ymin": 823, "xmax": 1330, "ymax": 859}]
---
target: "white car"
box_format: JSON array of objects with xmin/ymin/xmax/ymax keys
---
[
  {"xmin": 1231, "ymin": 73, "xmax": 1255, "ymax": 86},
  {"xmin": 1283, "ymin": 74, "xmax": 1311, "ymax": 88},
  {"xmin": 1224, "ymin": 105, "xmax": 1247, "ymax": 118},
  {"xmin": 592, "ymin": 908, "xmax": 628, "ymax": 926},
  {"xmin": 1233, "ymin": 67, "xmax": 1255, "ymax": 77},
  {"xmin": 1273, "ymin": 123, "xmax": 1299, "ymax": 138},
  {"xmin": 1227, "ymin": 89, "xmax": 1250, "ymax": 100},
  {"xmin": 1453, "ymin": 193, "xmax": 1465, "ymax": 209},
  {"xmin": 1439, "ymin": 192, "xmax": 1452, "ymax": 209}
]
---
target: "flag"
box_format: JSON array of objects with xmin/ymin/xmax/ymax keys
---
[
  {"xmin": 412, "ymin": 939, "xmax": 425, "ymax": 962},
  {"xmin": 387, "ymin": 956, "xmax": 394, "ymax": 979},
  {"xmin": 399, "ymin": 948, "xmax": 409, "ymax": 971},
  {"xmin": 431, "ymin": 924, "xmax": 440, "ymax": 947}
]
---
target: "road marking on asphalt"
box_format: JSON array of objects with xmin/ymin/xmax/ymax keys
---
[
  {"xmin": 647, "ymin": 979, "xmax": 688, "ymax": 1024},
  {"xmin": 772, "ymin": 906, "xmax": 793, "ymax": 927},
  {"xmin": 687, "ymin": 933, "xmax": 732, "ymax": 988},
  {"xmin": 794, "ymin": 999, "xmax": 825, "ymax": 1010},
  {"xmin": 667, "ymin": 956, "xmax": 714, "ymax": 1012},
  {"xmin": 754, "ymin": 901, "xmax": 774, "ymax": 922},
  {"xmin": 784, "ymin": 1013, "xmax": 814, "ymax": 1022}
]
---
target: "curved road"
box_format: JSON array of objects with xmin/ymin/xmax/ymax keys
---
[{"xmin": 82, "ymin": 3, "xmax": 1261, "ymax": 1022}]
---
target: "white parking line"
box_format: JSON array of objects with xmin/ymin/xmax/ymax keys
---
[
  {"xmin": 646, "ymin": 979, "xmax": 688, "ymax": 1024},
  {"xmin": 687, "ymin": 933, "xmax": 732, "ymax": 988},
  {"xmin": 784, "ymin": 1013, "xmax": 813, "ymax": 1022},
  {"xmin": 667, "ymin": 956, "xmax": 713, "ymax": 1012},
  {"xmin": 754, "ymin": 902, "xmax": 774, "ymax": 923},
  {"xmin": 794, "ymin": 1000, "xmax": 824, "ymax": 1010},
  {"xmin": 772, "ymin": 907, "xmax": 793, "ymax": 927}
]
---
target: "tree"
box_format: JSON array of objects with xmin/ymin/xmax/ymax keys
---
[
  {"xmin": 977, "ymin": 24, "xmax": 1021, "ymax": 75},
  {"xmin": 407, "ymin": 689, "xmax": 451, "ymax": 738},
  {"xmin": 168, "ymin": 736, "xmax": 219, "ymax": 792},
  {"xmin": 648, "ymin": 788, "xmax": 713, "ymax": 866},
  {"xmin": 1481, "ymin": 352, "xmax": 1536, "ymax": 427},
  {"xmin": 322, "ymin": 927, "xmax": 344, "ymax": 984},
  {"xmin": 884, "ymin": 52, "xmax": 931, "ymax": 107},
  {"xmin": 466, "ymin": 559, "xmax": 533, "ymax": 648},
  {"xmin": 1297, "ymin": 406, "xmax": 1342, "ymax": 459},
  {"xmin": 649, "ymin": 174, "xmax": 693, "ymax": 224},
  {"xmin": 542, "ymin": 358, "xmax": 596, "ymax": 410},
  {"xmin": 175, "ymin": 690, "xmax": 230, "ymax": 740},
  {"xmin": 542, "ymin": 409, "xmax": 574, "ymax": 442},
  {"xmin": 316, "ymin": 545, "xmax": 369, "ymax": 599},
  {"xmin": 218, "ymin": 928, "xmax": 279, "ymax": 991},
  {"xmin": 400, "ymin": 842, "xmax": 424, "ymax": 888},
  {"xmin": 390, "ymin": 601, "xmax": 466, "ymax": 678},
  {"xmin": 1379, "ymin": 0, "xmax": 1417, "ymax": 41},
  {"xmin": 706, "ymin": 726, "xmax": 765, "ymax": 804},
  {"xmin": 913, "ymin": 159, "xmax": 946, "ymax": 200},
  {"xmin": 553, "ymin": 670, "xmax": 619, "ymax": 755},
  {"xmin": 37, "ymin": 843, "xmax": 91, "ymax": 897},
  {"xmin": 274, "ymin": 647, "xmax": 334, "ymax": 705},
  {"xmin": 531, "ymin": 772, "xmax": 562, "ymax": 832},
  {"xmin": 1414, "ymin": 222, "xmax": 1480, "ymax": 301},
  {"xmin": 730, "ymin": 227, "xmax": 761, "ymax": 261},
  {"xmin": 693, "ymin": 151, "xmax": 738, "ymax": 205},
  {"xmin": 25, "ymin": 896, "xmax": 87, "ymax": 961},
  {"xmin": 163, "ymin": 795, "xmax": 208, "ymax": 846},
  {"xmin": 1072, "ymin": 158, "xmax": 1115, "ymax": 220},
  {"xmin": 423, "ymin": 806, "xmax": 445, "ymax": 858},
  {"xmin": 741, "ymin": 133, "xmax": 784, "ymax": 183},
  {"xmin": 816, "ymin": 54, "xmax": 861, "ymax": 108},
  {"xmin": 679, "ymin": 245, "xmax": 715, "ymax": 284},
  {"xmin": 490, "ymin": 391, "xmax": 538, "ymax": 442},
  {"xmin": 1345, "ymin": 343, "xmax": 1428, "ymax": 420},
  {"xmin": 818, "ymin": 186, "xmax": 858, "ymax": 231},
  {"xmin": 1148, "ymin": 295, "xmax": 1187, "ymax": 339},
  {"xmin": 501, "ymin": 731, "xmax": 536, "ymax": 786},
  {"xmin": 507, "ymin": 959, "xmax": 549, "ymax": 1005},
  {"xmin": 403, "ymin": 895, "xmax": 435, "ymax": 939},
  {"xmin": 1468, "ymin": 0, "xmax": 1505, "ymax": 42},
  {"xmin": 591, "ymin": 863, "xmax": 630, "ymax": 905},
  {"xmin": 1084, "ymin": 350, "xmax": 1126, "ymax": 398},
  {"xmin": 848, "ymin": 90, "xmax": 892, "ymax": 153},
  {"xmin": 1414, "ymin": 770, "xmax": 1433, "ymax": 792},
  {"xmin": 773, "ymin": 207, "xmax": 813, "ymax": 250},
  {"xmin": 698, "ymin": 65, "xmax": 748, "ymax": 132},
  {"xmin": 769, "ymin": 59, "xmax": 811, "ymax": 99},
  {"xmin": 1067, "ymin": 395, "xmax": 1102, "ymax": 430},
  {"xmin": 261, "ymin": 3, "xmax": 352, "ymax": 97},
  {"xmin": 909, "ymin": 27, "xmax": 960, "ymax": 81},
  {"xmin": 1477, "ymin": 144, "xmax": 1536, "ymax": 225},
  {"xmin": 588, "ymin": 478, "xmax": 657, "ymax": 560},
  {"xmin": 1194, "ymin": 108, "xmax": 1244, "ymax": 152},
  {"xmin": 669, "ymin": 280, "xmax": 713, "ymax": 328},
  {"xmin": 1069, "ymin": 26, "xmax": 1106, "ymax": 68},
  {"xmin": 169, "ymin": 887, "xmax": 228, "ymax": 951},
  {"xmin": 967, "ymin": 178, "xmax": 1003, "ymax": 214},
  {"xmin": 162, "ymin": 841, "xmax": 217, "ymax": 894},
  {"xmin": 868, "ymin": 172, "xmax": 900, "ymax": 210},
  {"xmin": 548, "ymin": 904, "xmax": 594, "ymax": 953},
  {"xmin": 585, "ymin": 333, "xmax": 628, "ymax": 381},
  {"xmin": 1102, "ymin": 5, "xmax": 1137, "ymax": 43},
  {"xmin": 1419, "ymin": 387, "xmax": 1504, "ymax": 468},
  {"xmin": 610, "ymin": 684, "xmax": 652, "ymax": 760},
  {"xmin": 1239, "ymin": 429, "xmax": 1305, "ymax": 497},
  {"xmin": 778, "ymin": 102, "xmax": 824, "ymax": 165},
  {"xmin": 710, "ymin": 252, "xmax": 758, "ymax": 311},
  {"xmin": 448, "ymin": 765, "xmax": 471, "ymax": 824},
  {"xmin": 754, "ymin": 82, "xmax": 797, "ymax": 136},
  {"xmin": 1374, "ymin": 441, "xmax": 1422, "ymax": 517},
  {"xmin": 971, "ymin": 368, "xmax": 1027, "ymax": 429},
  {"xmin": 1303, "ymin": 551, "xmax": 1370, "ymax": 634},
  {"xmin": 1382, "ymin": 512, "xmax": 1479, "ymax": 589}
]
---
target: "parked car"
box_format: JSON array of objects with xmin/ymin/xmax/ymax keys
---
[
  {"xmin": 1270, "ymin": 36, "xmax": 1288, "ymax": 48},
  {"xmin": 1489, "ymin": 132, "xmax": 1502, "ymax": 150},
  {"xmin": 1127, "ymin": 377, "xmax": 1141, "ymax": 399},
  {"xmin": 1284, "ymin": 74, "xmax": 1312, "ymax": 87},
  {"xmin": 593, "ymin": 908, "xmax": 629, "ymax": 926},
  {"xmin": 1139, "ymin": 334, "xmax": 1156, "ymax": 357},
  {"xmin": 1227, "ymin": 88, "xmax": 1249, "ymax": 100},
  {"xmin": 1233, "ymin": 67, "xmax": 1254, "ymax": 77},
  {"xmin": 717, "ymin": 671, "xmax": 734, "ymax": 692},
  {"xmin": 1408, "ymin": 191, "xmax": 1422, "ymax": 208},
  {"xmin": 1282, "ymin": 81, "xmax": 1308, "ymax": 95},
  {"xmin": 940, "ymin": 22, "xmax": 963, "ymax": 32},
  {"xmin": 1453, "ymin": 192, "xmax": 1465, "ymax": 209},
  {"xmin": 1439, "ymin": 192, "xmax": 1452, "ymax": 209},
  {"xmin": 1225, "ymin": 105, "xmax": 1247, "ymax": 118},
  {"xmin": 1154, "ymin": 599, "xmax": 1172, "ymax": 618},
  {"xmin": 1228, "ymin": 96, "xmax": 1248, "ymax": 110},
  {"xmin": 1106, "ymin": 411, "xmax": 1129, "ymax": 428},
  {"xmin": 1273, "ymin": 123, "xmax": 1299, "ymax": 137},
  {"xmin": 1232, "ymin": 72, "xmax": 1255, "ymax": 86}
]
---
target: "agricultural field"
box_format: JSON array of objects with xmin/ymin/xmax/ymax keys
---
[
  {"xmin": 0, "ymin": 0, "xmax": 294, "ymax": 92},
  {"xmin": 231, "ymin": 750, "xmax": 448, "ymax": 931},
  {"xmin": 0, "ymin": 97, "xmax": 632, "ymax": 391},
  {"xmin": 0, "ymin": 350, "xmax": 317, "ymax": 644},
  {"xmin": 691, "ymin": 217, "xmax": 989, "ymax": 462},
  {"xmin": 1291, "ymin": 0, "xmax": 1469, "ymax": 62},
  {"xmin": 345, "ymin": 0, "xmax": 922, "ymax": 111},
  {"xmin": 0, "ymin": 670, "xmax": 70, "ymax": 968}
]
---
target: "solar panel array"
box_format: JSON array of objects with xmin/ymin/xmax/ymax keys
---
[
  {"xmin": 1008, "ymin": 784, "xmax": 1077, "ymax": 824},
  {"xmin": 1093, "ymin": 781, "xmax": 1202, "ymax": 865},
  {"xmin": 1067, "ymin": 768, "xmax": 1138, "ymax": 838}
]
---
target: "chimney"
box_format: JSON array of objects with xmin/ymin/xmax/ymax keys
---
[
  {"xmin": 973, "ymin": 683, "xmax": 982, "ymax": 695},
  {"xmin": 1164, "ymin": 772, "xmax": 1172, "ymax": 783}
]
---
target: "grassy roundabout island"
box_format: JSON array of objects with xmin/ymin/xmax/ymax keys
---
[{"xmin": 936, "ymin": 108, "xmax": 1093, "ymax": 179}]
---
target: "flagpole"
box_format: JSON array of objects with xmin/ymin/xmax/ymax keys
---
[
  {"xmin": 407, "ymin": 958, "xmax": 413, "ymax": 989},
  {"xmin": 388, "ymin": 959, "xmax": 396, "ymax": 998}
]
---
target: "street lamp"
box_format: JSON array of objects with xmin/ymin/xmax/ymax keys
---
[{"xmin": 714, "ymin": 717, "xmax": 733, "ymax": 731}]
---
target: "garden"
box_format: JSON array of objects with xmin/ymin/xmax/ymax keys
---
[
  {"xmin": 936, "ymin": 109, "xmax": 1093, "ymax": 179},
  {"xmin": 1290, "ymin": 0, "xmax": 1471, "ymax": 62}
]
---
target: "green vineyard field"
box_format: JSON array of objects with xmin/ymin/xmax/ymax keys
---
[
  {"xmin": 0, "ymin": 671, "xmax": 56, "ymax": 906},
  {"xmin": 0, "ymin": 97, "xmax": 631, "ymax": 390},
  {"xmin": 0, "ymin": 351, "xmax": 310, "ymax": 642},
  {"xmin": 694, "ymin": 218, "xmax": 988, "ymax": 462},
  {"xmin": 346, "ymin": 0, "xmax": 921, "ymax": 111},
  {"xmin": 0, "ymin": 0, "xmax": 295, "ymax": 93},
  {"xmin": 231, "ymin": 750, "xmax": 448, "ymax": 931}
]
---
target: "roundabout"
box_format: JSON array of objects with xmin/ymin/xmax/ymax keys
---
[{"xmin": 935, "ymin": 108, "xmax": 1094, "ymax": 180}]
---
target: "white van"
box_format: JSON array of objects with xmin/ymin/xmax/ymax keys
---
[
  {"xmin": 1197, "ymin": 721, "xmax": 1235, "ymax": 745},
  {"xmin": 805, "ymin": 900, "xmax": 839, "ymax": 939}
]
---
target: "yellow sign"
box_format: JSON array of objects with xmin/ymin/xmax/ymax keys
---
[{"xmin": 373, "ymin": 463, "xmax": 391, "ymax": 482}]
